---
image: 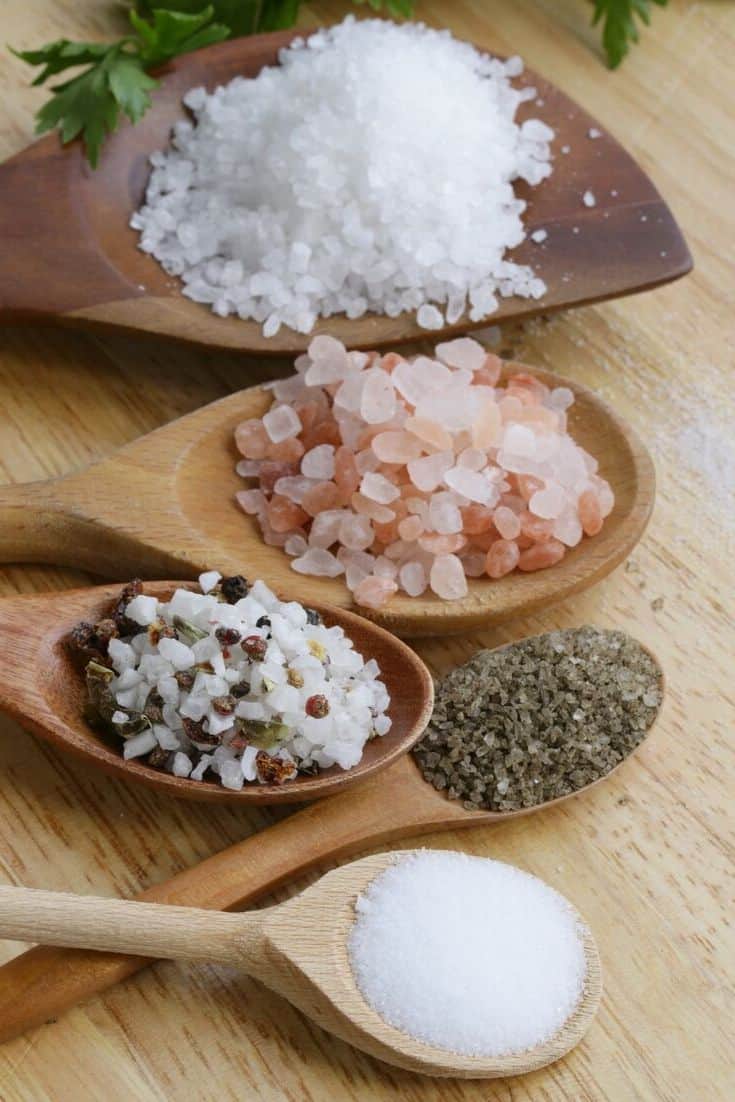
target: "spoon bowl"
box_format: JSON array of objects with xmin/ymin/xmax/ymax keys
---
[
  {"xmin": 0, "ymin": 850, "xmax": 602, "ymax": 1077},
  {"xmin": 0, "ymin": 31, "xmax": 691, "ymax": 353},
  {"xmin": 0, "ymin": 581, "xmax": 434, "ymax": 805},
  {"xmin": 0, "ymin": 364, "xmax": 655, "ymax": 636}
]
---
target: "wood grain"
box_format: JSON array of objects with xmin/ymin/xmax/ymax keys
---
[
  {"xmin": 0, "ymin": 1, "xmax": 732, "ymax": 1101},
  {"xmin": 0, "ymin": 33, "xmax": 690, "ymax": 355},
  {"xmin": 0, "ymin": 366, "xmax": 655, "ymax": 636},
  {"xmin": 0, "ymin": 854, "xmax": 602, "ymax": 1078}
]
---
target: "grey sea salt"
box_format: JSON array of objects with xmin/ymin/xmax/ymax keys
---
[{"xmin": 413, "ymin": 626, "xmax": 661, "ymax": 811}]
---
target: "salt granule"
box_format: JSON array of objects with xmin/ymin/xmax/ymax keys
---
[
  {"xmin": 349, "ymin": 851, "xmax": 587, "ymax": 1057},
  {"xmin": 132, "ymin": 18, "xmax": 553, "ymax": 336}
]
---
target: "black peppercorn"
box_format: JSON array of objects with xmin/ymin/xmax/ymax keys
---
[{"xmin": 220, "ymin": 575, "xmax": 250, "ymax": 604}]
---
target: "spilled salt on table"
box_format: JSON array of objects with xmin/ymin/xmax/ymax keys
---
[
  {"xmin": 349, "ymin": 850, "xmax": 587, "ymax": 1057},
  {"xmin": 131, "ymin": 17, "xmax": 553, "ymax": 336},
  {"xmin": 233, "ymin": 335, "xmax": 614, "ymax": 609}
]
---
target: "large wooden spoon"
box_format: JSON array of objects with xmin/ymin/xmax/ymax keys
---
[
  {"xmin": 0, "ymin": 581, "xmax": 433, "ymax": 805},
  {"xmin": 0, "ymin": 366, "xmax": 655, "ymax": 636},
  {"xmin": 0, "ymin": 637, "xmax": 661, "ymax": 1042},
  {"xmin": 0, "ymin": 32, "xmax": 691, "ymax": 355},
  {"xmin": 0, "ymin": 852, "xmax": 600, "ymax": 1077}
]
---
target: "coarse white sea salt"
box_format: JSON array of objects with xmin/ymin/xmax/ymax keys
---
[
  {"xmin": 349, "ymin": 850, "xmax": 587, "ymax": 1057},
  {"xmin": 131, "ymin": 17, "xmax": 553, "ymax": 337}
]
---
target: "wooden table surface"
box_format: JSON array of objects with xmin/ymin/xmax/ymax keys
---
[{"xmin": 0, "ymin": 1, "xmax": 732, "ymax": 1099}]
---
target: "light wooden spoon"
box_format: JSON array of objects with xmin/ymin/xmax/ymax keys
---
[
  {"xmin": 0, "ymin": 580, "xmax": 433, "ymax": 805},
  {"xmin": 0, "ymin": 365, "xmax": 655, "ymax": 636},
  {"xmin": 0, "ymin": 32, "xmax": 691, "ymax": 354},
  {"xmin": 0, "ymin": 851, "xmax": 601, "ymax": 1077},
  {"xmin": 0, "ymin": 634, "xmax": 661, "ymax": 1043}
]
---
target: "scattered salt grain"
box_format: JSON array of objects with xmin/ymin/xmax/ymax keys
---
[
  {"xmin": 531, "ymin": 228, "xmax": 548, "ymax": 244},
  {"xmin": 349, "ymin": 850, "xmax": 587, "ymax": 1056},
  {"xmin": 583, "ymin": 190, "xmax": 596, "ymax": 208},
  {"xmin": 132, "ymin": 18, "xmax": 553, "ymax": 336},
  {"xmin": 588, "ymin": 127, "xmax": 602, "ymax": 139}
]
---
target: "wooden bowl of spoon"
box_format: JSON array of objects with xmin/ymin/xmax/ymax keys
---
[
  {"xmin": 0, "ymin": 363, "xmax": 655, "ymax": 636},
  {"xmin": 0, "ymin": 32, "xmax": 691, "ymax": 354},
  {"xmin": 0, "ymin": 850, "xmax": 601, "ymax": 1077},
  {"xmin": 0, "ymin": 581, "xmax": 433, "ymax": 805}
]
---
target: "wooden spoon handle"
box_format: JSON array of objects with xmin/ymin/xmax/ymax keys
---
[
  {"xmin": 0, "ymin": 480, "xmax": 82, "ymax": 565},
  {"xmin": 0, "ymin": 759, "xmax": 458, "ymax": 1042},
  {"xmin": 0, "ymin": 887, "xmax": 257, "ymax": 968}
]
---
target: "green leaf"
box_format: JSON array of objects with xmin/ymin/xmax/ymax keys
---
[
  {"xmin": 259, "ymin": 1, "xmax": 301, "ymax": 32},
  {"xmin": 135, "ymin": 1, "xmax": 269, "ymax": 37},
  {"xmin": 33, "ymin": 59, "xmax": 120, "ymax": 166},
  {"xmin": 108, "ymin": 56, "xmax": 158, "ymax": 122},
  {"xmin": 591, "ymin": 0, "xmax": 669, "ymax": 69},
  {"xmin": 353, "ymin": 0, "xmax": 415, "ymax": 17},
  {"xmin": 130, "ymin": 6, "xmax": 229, "ymax": 66},
  {"xmin": 10, "ymin": 39, "xmax": 114, "ymax": 85}
]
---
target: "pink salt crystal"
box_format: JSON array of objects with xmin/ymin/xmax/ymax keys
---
[
  {"xmin": 471, "ymin": 528, "xmax": 502, "ymax": 552},
  {"xmin": 552, "ymin": 511, "xmax": 583, "ymax": 547},
  {"xmin": 516, "ymin": 474, "xmax": 544, "ymax": 501},
  {"xmin": 291, "ymin": 548, "xmax": 344, "ymax": 577},
  {"xmin": 380, "ymin": 352, "xmax": 404, "ymax": 373},
  {"xmin": 268, "ymin": 495, "xmax": 308, "ymax": 533},
  {"xmin": 262, "ymin": 403, "xmax": 301, "ymax": 444},
  {"xmin": 594, "ymin": 478, "xmax": 615, "ymax": 518},
  {"xmin": 334, "ymin": 447, "xmax": 361, "ymax": 497},
  {"xmin": 430, "ymin": 554, "xmax": 468, "ymax": 600},
  {"xmin": 393, "ymin": 358, "xmax": 452, "ymax": 407},
  {"xmin": 235, "ymin": 459, "xmax": 261, "ymax": 478},
  {"xmin": 268, "ymin": 437, "xmax": 306, "ymax": 463},
  {"xmin": 493, "ymin": 505, "xmax": 521, "ymax": 540},
  {"xmin": 517, "ymin": 540, "xmax": 566, "ymax": 572},
  {"xmin": 471, "ymin": 398, "xmax": 502, "ymax": 450},
  {"xmin": 351, "ymin": 493, "xmax": 395, "ymax": 524},
  {"xmin": 353, "ymin": 575, "xmax": 398, "ymax": 610},
  {"xmin": 339, "ymin": 548, "xmax": 376, "ymax": 590},
  {"xmin": 355, "ymin": 448, "xmax": 381, "ymax": 475},
  {"xmin": 302, "ymin": 481, "xmax": 340, "ymax": 516},
  {"xmin": 435, "ymin": 337, "xmax": 486, "ymax": 372},
  {"xmin": 485, "ymin": 539, "xmax": 520, "ymax": 579},
  {"xmin": 529, "ymin": 485, "xmax": 566, "ymax": 520},
  {"xmin": 302, "ymin": 420, "xmax": 342, "ymax": 450},
  {"xmin": 372, "ymin": 431, "xmax": 423, "ymax": 464},
  {"xmin": 499, "ymin": 395, "xmax": 523, "ymax": 422},
  {"xmin": 235, "ymin": 419, "xmax": 270, "ymax": 459},
  {"xmin": 458, "ymin": 448, "xmax": 486, "ymax": 471},
  {"xmin": 398, "ymin": 515, "xmax": 424, "ymax": 541},
  {"xmin": 507, "ymin": 373, "xmax": 549, "ymax": 404},
  {"xmin": 259, "ymin": 518, "xmax": 290, "ymax": 547},
  {"xmin": 309, "ymin": 509, "xmax": 347, "ymax": 548},
  {"xmin": 460, "ymin": 549, "xmax": 488, "ymax": 577},
  {"xmin": 383, "ymin": 539, "xmax": 413, "ymax": 561},
  {"xmin": 474, "ymin": 353, "xmax": 502, "ymax": 387},
  {"xmin": 461, "ymin": 504, "xmax": 495, "ymax": 534},
  {"xmin": 404, "ymin": 416, "xmax": 453, "ymax": 452},
  {"xmin": 520, "ymin": 511, "xmax": 555, "ymax": 543},
  {"xmin": 302, "ymin": 444, "xmax": 336, "ymax": 480},
  {"xmin": 399, "ymin": 561, "xmax": 427, "ymax": 597},
  {"xmin": 284, "ymin": 533, "xmax": 308, "ymax": 557},
  {"xmin": 360, "ymin": 367, "xmax": 397, "ymax": 424},
  {"xmin": 274, "ymin": 476, "xmax": 316, "ymax": 504},
  {"xmin": 304, "ymin": 335, "xmax": 349, "ymax": 384},
  {"xmin": 236, "ymin": 489, "xmax": 266, "ymax": 515},
  {"xmin": 260, "ymin": 461, "xmax": 298, "ymax": 494},
  {"xmin": 419, "ymin": 533, "xmax": 466, "ymax": 555},
  {"xmin": 339, "ymin": 514, "xmax": 374, "ymax": 551},
  {"xmin": 407, "ymin": 450, "xmax": 453, "ymax": 493},
  {"xmin": 428, "ymin": 495, "xmax": 463, "ymax": 534},
  {"xmin": 444, "ymin": 467, "xmax": 494, "ymax": 505},
  {"xmin": 374, "ymin": 556, "xmax": 399, "ymax": 580},
  {"xmin": 361, "ymin": 471, "xmax": 400, "ymax": 504},
  {"xmin": 503, "ymin": 424, "xmax": 537, "ymax": 457}
]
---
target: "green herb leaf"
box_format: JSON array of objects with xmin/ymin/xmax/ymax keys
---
[
  {"xmin": 9, "ymin": 39, "xmax": 113, "ymax": 85},
  {"xmin": 129, "ymin": 6, "xmax": 230, "ymax": 67},
  {"xmin": 591, "ymin": 0, "xmax": 668, "ymax": 69},
  {"xmin": 354, "ymin": 0, "xmax": 415, "ymax": 17}
]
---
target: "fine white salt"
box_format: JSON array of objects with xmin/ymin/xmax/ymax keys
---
[
  {"xmin": 349, "ymin": 850, "xmax": 587, "ymax": 1057},
  {"xmin": 131, "ymin": 18, "xmax": 553, "ymax": 337},
  {"xmin": 583, "ymin": 190, "xmax": 597, "ymax": 208}
]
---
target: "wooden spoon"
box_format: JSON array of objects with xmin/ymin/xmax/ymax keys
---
[
  {"xmin": 0, "ymin": 635, "xmax": 661, "ymax": 1043},
  {"xmin": 0, "ymin": 851, "xmax": 601, "ymax": 1076},
  {"xmin": 0, "ymin": 365, "xmax": 655, "ymax": 637},
  {"xmin": 0, "ymin": 32, "xmax": 691, "ymax": 355},
  {"xmin": 0, "ymin": 580, "xmax": 433, "ymax": 805}
]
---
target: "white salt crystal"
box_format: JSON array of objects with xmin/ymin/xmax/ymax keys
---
[
  {"xmin": 263, "ymin": 403, "xmax": 301, "ymax": 443},
  {"xmin": 158, "ymin": 637, "xmax": 196, "ymax": 671},
  {"xmin": 407, "ymin": 451, "xmax": 454, "ymax": 493},
  {"xmin": 172, "ymin": 752, "xmax": 193, "ymax": 778},
  {"xmin": 435, "ymin": 338, "xmax": 486, "ymax": 372},
  {"xmin": 429, "ymin": 553, "xmax": 468, "ymax": 597},
  {"xmin": 349, "ymin": 850, "xmax": 586, "ymax": 1057},
  {"xmin": 111, "ymin": 711, "xmax": 129, "ymax": 725},
  {"xmin": 220, "ymin": 759, "xmax": 244, "ymax": 790},
  {"xmin": 444, "ymin": 466, "xmax": 494, "ymax": 505},
  {"xmin": 583, "ymin": 190, "xmax": 596, "ymax": 208},
  {"xmin": 125, "ymin": 594, "xmax": 158, "ymax": 626},
  {"xmin": 291, "ymin": 548, "xmax": 344, "ymax": 577},
  {"xmin": 399, "ymin": 561, "xmax": 427, "ymax": 597},
  {"xmin": 360, "ymin": 367, "xmax": 396, "ymax": 424},
  {"xmin": 361, "ymin": 472, "xmax": 399, "ymax": 504},
  {"xmin": 530, "ymin": 485, "xmax": 566, "ymax": 520},
  {"xmin": 531, "ymin": 229, "xmax": 548, "ymax": 244},
  {"xmin": 123, "ymin": 729, "xmax": 158, "ymax": 760},
  {"xmin": 198, "ymin": 570, "xmax": 222, "ymax": 593},
  {"xmin": 416, "ymin": 304, "xmax": 444, "ymax": 330},
  {"xmin": 588, "ymin": 127, "xmax": 601, "ymax": 139},
  {"xmin": 302, "ymin": 444, "xmax": 336, "ymax": 480}
]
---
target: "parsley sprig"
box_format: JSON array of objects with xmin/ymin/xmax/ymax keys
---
[
  {"xmin": 592, "ymin": 0, "xmax": 669, "ymax": 69},
  {"xmin": 10, "ymin": 6, "xmax": 229, "ymax": 167}
]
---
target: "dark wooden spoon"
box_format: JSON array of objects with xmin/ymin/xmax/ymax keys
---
[
  {"xmin": 0, "ymin": 580, "xmax": 434, "ymax": 805},
  {"xmin": 0, "ymin": 31, "xmax": 691, "ymax": 355},
  {"xmin": 0, "ymin": 631, "xmax": 662, "ymax": 1042}
]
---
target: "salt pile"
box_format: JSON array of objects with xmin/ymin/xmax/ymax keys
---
[
  {"xmin": 234, "ymin": 336, "xmax": 614, "ymax": 609},
  {"xmin": 76, "ymin": 574, "xmax": 390, "ymax": 788},
  {"xmin": 349, "ymin": 850, "xmax": 587, "ymax": 1056},
  {"xmin": 131, "ymin": 17, "xmax": 553, "ymax": 336}
]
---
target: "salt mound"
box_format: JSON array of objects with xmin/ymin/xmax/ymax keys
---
[{"xmin": 131, "ymin": 17, "xmax": 553, "ymax": 337}]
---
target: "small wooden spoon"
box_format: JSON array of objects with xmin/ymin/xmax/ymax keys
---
[
  {"xmin": 0, "ymin": 32, "xmax": 691, "ymax": 354},
  {"xmin": 0, "ymin": 581, "xmax": 433, "ymax": 805},
  {"xmin": 0, "ymin": 365, "xmax": 655, "ymax": 636},
  {"xmin": 0, "ymin": 851, "xmax": 601, "ymax": 1076},
  {"xmin": 0, "ymin": 634, "xmax": 661, "ymax": 1043}
]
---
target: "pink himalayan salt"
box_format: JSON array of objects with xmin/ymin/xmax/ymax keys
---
[
  {"xmin": 263, "ymin": 403, "xmax": 301, "ymax": 444},
  {"xmin": 493, "ymin": 505, "xmax": 521, "ymax": 540},
  {"xmin": 486, "ymin": 539, "xmax": 521, "ymax": 579},
  {"xmin": 353, "ymin": 575, "xmax": 398, "ymax": 609},
  {"xmin": 430, "ymin": 554, "xmax": 468, "ymax": 599},
  {"xmin": 435, "ymin": 337, "xmax": 487, "ymax": 372},
  {"xmin": 234, "ymin": 339, "xmax": 614, "ymax": 610},
  {"xmin": 361, "ymin": 367, "xmax": 397, "ymax": 424}
]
